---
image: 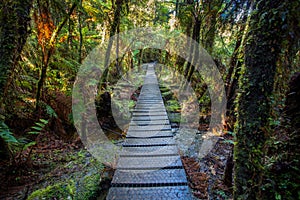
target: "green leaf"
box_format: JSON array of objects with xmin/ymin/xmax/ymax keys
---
[
  {"xmin": 35, "ymin": 122, "xmax": 45, "ymax": 127},
  {"xmin": 0, "ymin": 122, "xmax": 18, "ymax": 143},
  {"xmin": 275, "ymin": 193, "xmax": 282, "ymax": 200},
  {"xmin": 39, "ymin": 119, "xmax": 49, "ymax": 124},
  {"xmin": 45, "ymin": 105, "xmax": 58, "ymax": 118},
  {"xmin": 31, "ymin": 126, "xmax": 43, "ymax": 131},
  {"xmin": 1, "ymin": 132, "xmax": 18, "ymax": 143},
  {"xmin": 28, "ymin": 118, "xmax": 49, "ymax": 134},
  {"xmin": 28, "ymin": 131, "xmax": 40, "ymax": 135},
  {"xmin": 23, "ymin": 141, "xmax": 36, "ymax": 150}
]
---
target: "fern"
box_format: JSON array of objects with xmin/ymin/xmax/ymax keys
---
[
  {"xmin": 28, "ymin": 119, "xmax": 49, "ymax": 135},
  {"xmin": 22, "ymin": 141, "xmax": 37, "ymax": 151},
  {"xmin": 0, "ymin": 121, "xmax": 18, "ymax": 143},
  {"xmin": 45, "ymin": 104, "xmax": 58, "ymax": 118}
]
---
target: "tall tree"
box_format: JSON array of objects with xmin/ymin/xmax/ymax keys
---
[
  {"xmin": 183, "ymin": 1, "xmax": 201, "ymax": 80},
  {"xmin": 0, "ymin": 0, "xmax": 33, "ymax": 107},
  {"xmin": 225, "ymin": 1, "xmax": 252, "ymax": 131},
  {"xmin": 100, "ymin": 0, "xmax": 128, "ymax": 88},
  {"xmin": 234, "ymin": 0, "xmax": 296, "ymax": 199},
  {"xmin": 0, "ymin": 0, "xmax": 33, "ymax": 159},
  {"xmin": 104, "ymin": 0, "xmax": 126, "ymax": 76},
  {"xmin": 35, "ymin": 0, "xmax": 77, "ymax": 110}
]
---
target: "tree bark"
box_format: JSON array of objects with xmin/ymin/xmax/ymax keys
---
[
  {"xmin": 78, "ymin": 0, "xmax": 83, "ymax": 64},
  {"xmin": 234, "ymin": 0, "xmax": 289, "ymax": 199},
  {"xmin": 225, "ymin": 2, "xmax": 251, "ymax": 131},
  {"xmin": 0, "ymin": 0, "xmax": 33, "ymax": 159},
  {"xmin": 98, "ymin": 0, "xmax": 125, "ymax": 91},
  {"xmin": 277, "ymin": 72, "xmax": 300, "ymax": 198},
  {"xmin": 185, "ymin": 15, "xmax": 200, "ymax": 80},
  {"xmin": 0, "ymin": 0, "xmax": 33, "ymax": 103},
  {"xmin": 104, "ymin": 0, "xmax": 124, "ymax": 84},
  {"xmin": 186, "ymin": 17, "xmax": 200, "ymax": 82}
]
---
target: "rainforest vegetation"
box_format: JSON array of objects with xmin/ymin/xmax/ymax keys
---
[{"xmin": 0, "ymin": 0, "xmax": 299, "ymax": 199}]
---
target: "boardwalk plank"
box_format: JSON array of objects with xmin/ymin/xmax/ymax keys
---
[{"xmin": 107, "ymin": 63, "xmax": 192, "ymax": 199}]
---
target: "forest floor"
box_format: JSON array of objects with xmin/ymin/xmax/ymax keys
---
[
  {"xmin": 0, "ymin": 132, "xmax": 109, "ymax": 200},
  {"xmin": 1, "ymin": 83, "xmax": 234, "ymax": 199},
  {"xmin": 0, "ymin": 130, "xmax": 233, "ymax": 200},
  {"xmin": 181, "ymin": 131, "xmax": 234, "ymax": 199}
]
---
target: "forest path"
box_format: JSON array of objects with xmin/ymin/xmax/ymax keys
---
[{"xmin": 106, "ymin": 63, "xmax": 193, "ymax": 199}]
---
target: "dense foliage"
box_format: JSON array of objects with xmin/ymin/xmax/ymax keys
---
[{"xmin": 0, "ymin": 0, "xmax": 299, "ymax": 199}]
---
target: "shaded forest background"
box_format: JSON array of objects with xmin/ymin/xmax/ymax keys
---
[{"xmin": 0, "ymin": 0, "xmax": 299, "ymax": 199}]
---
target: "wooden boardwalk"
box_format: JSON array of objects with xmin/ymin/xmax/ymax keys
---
[{"xmin": 106, "ymin": 64, "xmax": 192, "ymax": 199}]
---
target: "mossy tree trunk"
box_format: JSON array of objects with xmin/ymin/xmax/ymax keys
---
[
  {"xmin": 0, "ymin": 0, "xmax": 32, "ymax": 106},
  {"xmin": 225, "ymin": 1, "xmax": 252, "ymax": 132},
  {"xmin": 0, "ymin": 0, "xmax": 33, "ymax": 159},
  {"xmin": 278, "ymin": 73, "xmax": 300, "ymax": 198},
  {"xmin": 233, "ymin": 0, "xmax": 290, "ymax": 199},
  {"xmin": 265, "ymin": 73, "xmax": 300, "ymax": 199}
]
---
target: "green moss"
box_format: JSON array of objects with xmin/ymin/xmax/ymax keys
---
[
  {"xmin": 169, "ymin": 114, "xmax": 181, "ymax": 123},
  {"xmin": 161, "ymin": 90, "xmax": 173, "ymax": 100},
  {"xmin": 75, "ymin": 173, "xmax": 101, "ymax": 199},
  {"xmin": 27, "ymin": 155, "xmax": 104, "ymax": 200},
  {"xmin": 27, "ymin": 181, "xmax": 75, "ymax": 200},
  {"xmin": 28, "ymin": 173, "xmax": 102, "ymax": 200},
  {"xmin": 159, "ymin": 86, "xmax": 169, "ymax": 93},
  {"xmin": 166, "ymin": 100, "xmax": 181, "ymax": 112}
]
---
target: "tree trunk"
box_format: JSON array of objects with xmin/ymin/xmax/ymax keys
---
[
  {"xmin": 225, "ymin": 3, "xmax": 251, "ymax": 131},
  {"xmin": 35, "ymin": 3, "xmax": 77, "ymax": 111},
  {"xmin": 78, "ymin": 0, "xmax": 83, "ymax": 64},
  {"xmin": 234, "ymin": 0, "xmax": 289, "ymax": 199},
  {"xmin": 0, "ymin": 0, "xmax": 32, "ymax": 102},
  {"xmin": 277, "ymin": 72, "xmax": 300, "ymax": 198},
  {"xmin": 0, "ymin": 0, "xmax": 32, "ymax": 159},
  {"xmin": 104, "ymin": 0, "xmax": 124, "ymax": 84},
  {"xmin": 223, "ymin": 151, "xmax": 233, "ymax": 188},
  {"xmin": 185, "ymin": 17, "xmax": 200, "ymax": 80},
  {"xmin": 176, "ymin": 20, "xmax": 192, "ymax": 74},
  {"xmin": 186, "ymin": 17, "xmax": 200, "ymax": 82},
  {"xmin": 138, "ymin": 49, "xmax": 143, "ymax": 67}
]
